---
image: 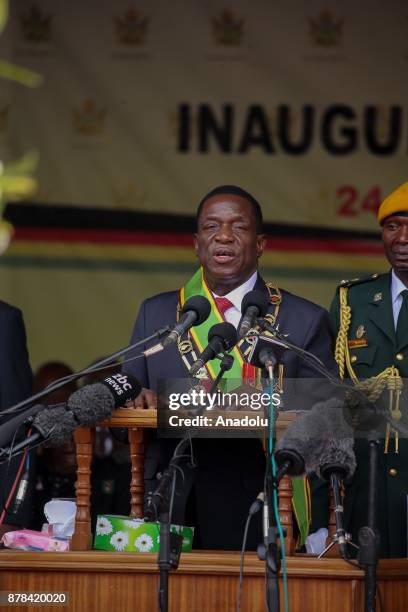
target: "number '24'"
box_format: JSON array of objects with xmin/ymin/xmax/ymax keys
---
[{"xmin": 336, "ymin": 186, "xmax": 381, "ymax": 217}]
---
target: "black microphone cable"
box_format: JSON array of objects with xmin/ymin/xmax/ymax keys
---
[
  {"xmin": 0, "ymin": 427, "xmax": 31, "ymax": 525},
  {"xmin": 38, "ymin": 353, "xmax": 147, "ymax": 399},
  {"xmin": 236, "ymin": 492, "xmax": 264, "ymax": 612}
]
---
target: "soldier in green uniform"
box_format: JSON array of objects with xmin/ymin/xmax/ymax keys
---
[{"xmin": 329, "ymin": 181, "xmax": 408, "ymax": 558}]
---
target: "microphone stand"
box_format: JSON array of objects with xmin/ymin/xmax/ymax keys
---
[
  {"xmin": 146, "ymin": 353, "xmax": 235, "ymax": 611},
  {"xmin": 144, "ymin": 442, "xmax": 188, "ymax": 612},
  {"xmin": 358, "ymin": 436, "xmax": 380, "ymax": 612},
  {"xmin": 257, "ymin": 353, "xmax": 284, "ymax": 612},
  {"xmin": 209, "ymin": 354, "xmax": 234, "ymax": 395},
  {"xmin": 0, "ymin": 326, "xmax": 171, "ymax": 419},
  {"xmin": 318, "ymin": 471, "xmax": 359, "ymax": 559}
]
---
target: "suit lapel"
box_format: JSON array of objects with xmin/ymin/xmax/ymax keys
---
[
  {"xmin": 368, "ymin": 272, "xmax": 395, "ymax": 346},
  {"xmin": 254, "ymin": 274, "xmax": 268, "ymax": 295},
  {"xmin": 396, "ymin": 296, "xmax": 408, "ymax": 353}
]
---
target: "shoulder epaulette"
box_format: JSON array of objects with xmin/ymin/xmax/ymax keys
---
[{"xmin": 338, "ymin": 273, "xmax": 379, "ymax": 289}]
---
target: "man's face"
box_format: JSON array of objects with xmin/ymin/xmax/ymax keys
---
[
  {"xmin": 194, "ymin": 193, "xmax": 266, "ymax": 291},
  {"xmin": 382, "ymin": 214, "xmax": 408, "ymax": 280}
]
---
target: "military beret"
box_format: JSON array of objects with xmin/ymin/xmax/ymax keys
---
[{"xmin": 378, "ymin": 181, "xmax": 408, "ymax": 224}]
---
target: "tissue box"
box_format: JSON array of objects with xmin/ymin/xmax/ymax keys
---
[
  {"xmin": 93, "ymin": 515, "xmax": 194, "ymax": 553},
  {"xmin": 1, "ymin": 529, "xmax": 70, "ymax": 552}
]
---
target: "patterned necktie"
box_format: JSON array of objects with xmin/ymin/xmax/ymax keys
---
[
  {"xmin": 396, "ymin": 289, "xmax": 408, "ymax": 348},
  {"xmin": 214, "ymin": 297, "xmax": 234, "ymax": 317}
]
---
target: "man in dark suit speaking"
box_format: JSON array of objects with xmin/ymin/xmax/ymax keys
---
[{"xmin": 124, "ymin": 185, "xmax": 336, "ymax": 549}]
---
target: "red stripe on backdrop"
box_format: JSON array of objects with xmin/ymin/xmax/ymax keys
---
[{"xmin": 13, "ymin": 227, "xmax": 383, "ymax": 255}]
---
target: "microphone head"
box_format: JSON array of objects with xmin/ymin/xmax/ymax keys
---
[
  {"xmin": 33, "ymin": 405, "xmax": 77, "ymax": 446},
  {"xmin": 241, "ymin": 289, "xmax": 269, "ymax": 316},
  {"xmin": 68, "ymin": 373, "xmax": 142, "ymax": 426},
  {"xmin": 208, "ymin": 322, "xmax": 238, "ymax": 351},
  {"xmin": 247, "ymin": 335, "xmax": 287, "ymax": 369},
  {"xmin": 275, "ymin": 409, "xmax": 330, "ymax": 475},
  {"xmin": 317, "ymin": 438, "xmax": 356, "ymax": 481},
  {"xmin": 343, "ymin": 389, "xmax": 384, "ymax": 431},
  {"xmin": 309, "ymin": 398, "xmax": 355, "ymax": 479},
  {"xmin": 0, "ymin": 403, "xmax": 45, "ymax": 448},
  {"xmin": 181, "ymin": 295, "xmax": 211, "ymax": 326},
  {"xmin": 99, "ymin": 373, "xmax": 142, "ymax": 408},
  {"xmin": 275, "ymin": 447, "xmax": 305, "ymax": 476}
]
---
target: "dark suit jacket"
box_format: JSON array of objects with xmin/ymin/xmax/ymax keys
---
[
  {"xmin": 0, "ymin": 301, "xmax": 34, "ymax": 527},
  {"xmin": 124, "ymin": 275, "xmax": 336, "ymax": 549},
  {"xmin": 328, "ymin": 271, "xmax": 408, "ymax": 558}
]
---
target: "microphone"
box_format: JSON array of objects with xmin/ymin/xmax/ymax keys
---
[
  {"xmin": 275, "ymin": 410, "xmax": 325, "ymax": 478},
  {"xmin": 238, "ymin": 290, "xmax": 269, "ymax": 338},
  {"xmin": 189, "ymin": 322, "xmax": 238, "ymax": 376},
  {"xmin": 275, "ymin": 398, "xmax": 356, "ymax": 558},
  {"xmin": 67, "ymin": 372, "xmax": 142, "ymax": 426},
  {"xmin": 0, "ymin": 373, "xmax": 142, "ymax": 461},
  {"xmin": 0, "ymin": 404, "xmax": 77, "ymax": 461},
  {"xmin": 144, "ymin": 296, "xmax": 211, "ymax": 356},
  {"xmin": 316, "ymin": 437, "xmax": 356, "ymax": 559},
  {"xmin": 275, "ymin": 398, "xmax": 353, "ymax": 479},
  {"xmin": 162, "ymin": 296, "xmax": 211, "ymax": 348},
  {"xmin": 343, "ymin": 388, "xmax": 384, "ymax": 432},
  {"xmin": 0, "ymin": 404, "xmax": 44, "ymax": 448},
  {"xmin": 247, "ymin": 334, "xmax": 287, "ymax": 369}
]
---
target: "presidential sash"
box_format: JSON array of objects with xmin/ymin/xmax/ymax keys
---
[{"xmin": 180, "ymin": 267, "xmax": 244, "ymax": 381}]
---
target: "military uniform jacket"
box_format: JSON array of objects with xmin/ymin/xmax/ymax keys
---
[{"xmin": 330, "ymin": 271, "xmax": 408, "ymax": 558}]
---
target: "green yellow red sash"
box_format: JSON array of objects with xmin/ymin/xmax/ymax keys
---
[{"xmin": 180, "ymin": 267, "xmax": 244, "ymax": 380}]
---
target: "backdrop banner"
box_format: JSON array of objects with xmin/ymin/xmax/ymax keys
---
[
  {"xmin": 0, "ymin": 0, "xmax": 402, "ymax": 368},
  {"xmin": 1, "ymin": 0, "xmax": 407, "ymax": 230}
]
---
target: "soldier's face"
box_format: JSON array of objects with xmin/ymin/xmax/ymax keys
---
[
  {"xmin": 194, "ymin": 194, "xmax": 266, "ymax": 292},
  {"xmin": 382, "ymin": 214, "xmax": 408, "ymax": 281}
]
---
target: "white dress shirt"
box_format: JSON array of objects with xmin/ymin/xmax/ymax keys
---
[
  {"xmin": 391, "ymin": 269, "xmax": 408, "ymax": 330},
  {"xmin": 212, "ymin": 270, "xmax": 258, "ymax": 328}
]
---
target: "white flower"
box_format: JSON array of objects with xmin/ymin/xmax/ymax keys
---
[
  {"xmin": 96, "ymin": 517, "xmax": 113, "ymax": 536},
  {"xmin": 110, "ymin": 531, "xmax": 128, "ymax": 552},
  {"xmin": 123, "ymin": 519, "xmax": 142, "ymax": 529},
  {"xmin": 135, "ymin": 534, "xmax": 154, "ymax": 552}
]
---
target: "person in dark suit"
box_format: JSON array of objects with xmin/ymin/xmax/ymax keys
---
[
  {"xmin": 124, "ymin": 185, "xmax": 336, "ymax": 549},
  {"xmin": 0, "ymin": 301, "xmax": 33, "ymax": 537},
  {"xmin": 326, "ymin": 181, "xmax": 408, "ymax": 558}
]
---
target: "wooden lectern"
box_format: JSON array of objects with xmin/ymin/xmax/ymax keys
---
[{"xmin": 71, "ymin": 408, "xmax": 299, "ymax": 554}]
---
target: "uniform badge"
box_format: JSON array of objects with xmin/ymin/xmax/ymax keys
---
[
  {"xmin": 373, "ymin": 292, "xmax": 382, "ymax": 302},
  {"xmin": 348, "ymin": 339, "xmax": 368, "ymax": 349},
  {"xmin": 356, "ymin": 325, "xmax": 365, "ymax": 339}
]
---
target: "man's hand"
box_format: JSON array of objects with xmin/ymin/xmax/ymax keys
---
[{"xmin": 126, "ymin": 387, "xmax": 157, "ymax": 410}]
